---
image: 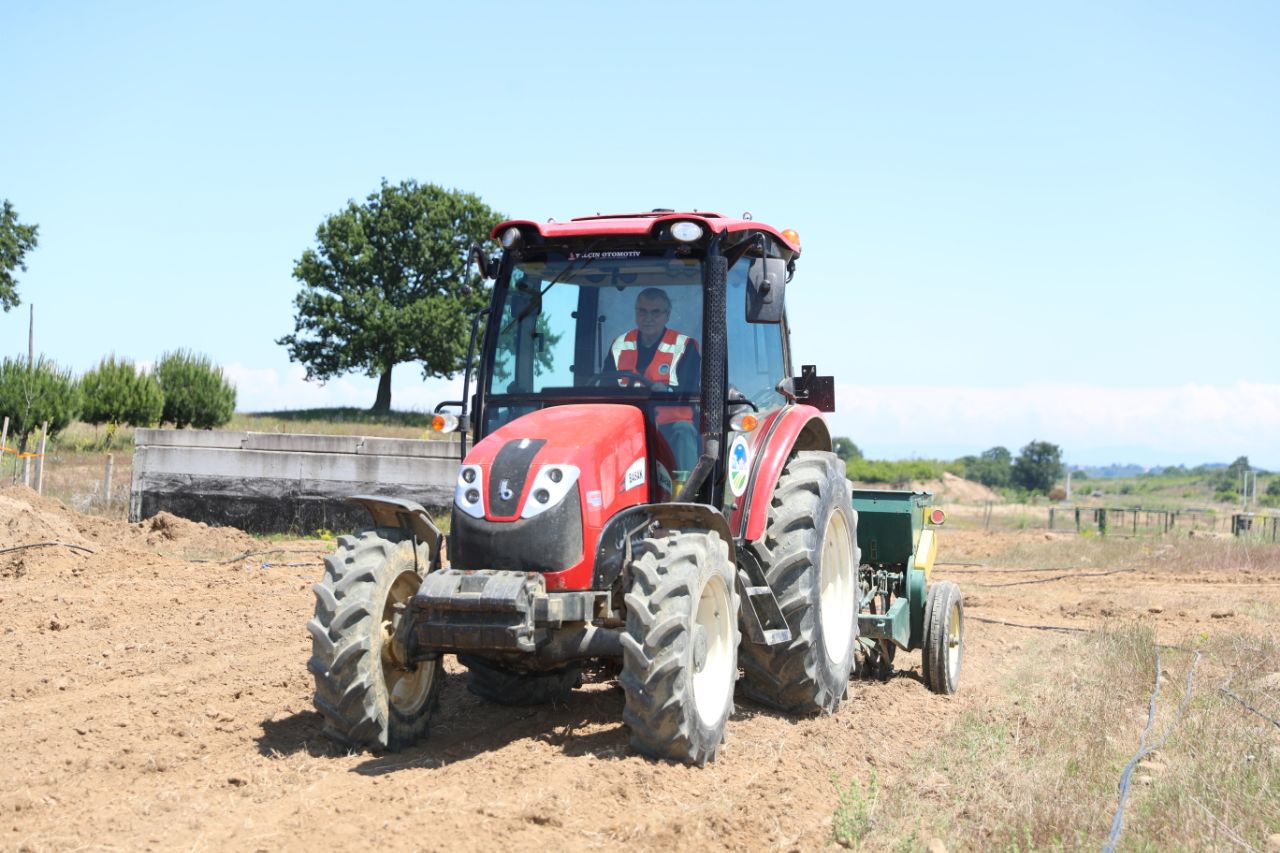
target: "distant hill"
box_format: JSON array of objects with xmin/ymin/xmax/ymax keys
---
[{"xmin": 1077, "ymin": 462, "xmax": 1232, "ymax": 478}]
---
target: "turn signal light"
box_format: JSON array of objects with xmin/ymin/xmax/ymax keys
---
[
  {"xmin": 929, "ymin": 508, "xmax": 946, "ymax": 525},
  {"xmin": 432, "ymin": 413, "xmax": 459, "ymax": 433},
  {"xmin": 729, "ymin": 412, "xmax": 759, "ymax": 432}
]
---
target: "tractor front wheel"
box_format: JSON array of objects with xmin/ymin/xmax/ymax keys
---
[
  {"xmin": 740, "ymin": 451, "xmax": 860, "ymax": 714},
  {"xmin": 922, "ymin": 580, "xmax": 964, "ymax": 695},
  {"xmin": 620, "ymin": 530, "xmax": 739, "ymax": 765},
  {"xmin": 307, "ymin": 529, "xmax": 441, "ymax": 751}
]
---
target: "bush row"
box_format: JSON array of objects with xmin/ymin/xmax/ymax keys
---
[{"xmin": 0, "ymin": 350, "xmax": 235, "ymax": 450}]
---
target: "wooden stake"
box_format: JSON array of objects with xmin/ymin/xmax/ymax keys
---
[
  {"xmin": 1, "ymin": 416, "xmax": 8, "ymax": 485},
  {"xmin": 34, "ymin": 421, "xmax": 48, "ymax": 494},
  {"xmin": 103, "ymin": 454, "xmax": 114, "ymax": 504}
]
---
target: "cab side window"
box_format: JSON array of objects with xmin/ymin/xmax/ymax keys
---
[{"xmin": 726, "ymin": 261, "xmax": 788, "ymax": 409}]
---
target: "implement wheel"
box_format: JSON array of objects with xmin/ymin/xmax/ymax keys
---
[
  {"xmin": 740, "ymin": 451, "xmax": 860, "ymax": 714},
  {"xmin": 307, "ymin": 529, "xmax": 441, "ymax": 751},
  {"xmin": 922, "ymin": 580, "xmax": 964, "ymax": 695},
  {"xmin": 619, "ymin": 529, "xmax": 739, "ymax": 766},
  {"xmin": 460, "ymin": 655, "xmax": 582, "ymax": 706}
]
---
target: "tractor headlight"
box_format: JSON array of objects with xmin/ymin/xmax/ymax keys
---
[
  {"xmin": 521, "ymin": 465, "xmax": 580, "ymax": 519},
  {"xmin": 670, "ymin": 221, "xmax": 703, "ymax": 242},
  {"xmin": 455, "ymin": 465, "xmax": 486, "ymax": 518},
  {"xmin": 500, "ymin": 226, "xmax": 522, "ymax": 249}
]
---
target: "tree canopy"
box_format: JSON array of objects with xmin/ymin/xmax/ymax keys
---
[
  {"xmin": 0, "ymin": 355, "xmax": 79, "ymax": 451},
  {"xmin": 1, "ymin": 200, "xmax": 40, "ymax": 313},
  {"xmin": 960, "ymin": 445, "xmax": 1012, "ymax": 488},
  {"xmin": 1011, "ymin": 440, "xmax": 1063, "ymax": 494},
  {"xmin": 278, "ymin": 180, "xmax": 503, "ymax": 411}
]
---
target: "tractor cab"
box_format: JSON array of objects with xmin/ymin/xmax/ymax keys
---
[
  {"xmin": 461, "ymin": 212, "xmax": 814, "ymax": 511},
  {"xmin": 482, "ymin": 241, "xmax": 786, "ymax": 494}
]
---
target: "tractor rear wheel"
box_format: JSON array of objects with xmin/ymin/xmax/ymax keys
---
[
  {"xmin": 307, "ymin": 529, "xmax": 441, "ymax": 751},
  {"xmin": 459, "ymin": 655, "xmax": 582, "ymax": 706},
  {"xmin": 740, "ymin": 451, "xmax": 860, "ymax": 714},
  {"xmin": 620, "ymin": 529, "xmax": 739, "ymax": 765},
  {"xmin": 923, "ymin": 580, "xmax": 964, "ymax": 695}
]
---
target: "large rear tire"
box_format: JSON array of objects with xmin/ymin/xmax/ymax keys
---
[
  {"xmin": 307, "ymin": 529, "xmax": 441, "ymax": 751},
  {"xmin": 740, "ymin": 451, "xmax": 860, "ymax": 714},
  {"xmin": 459, "ymin": 655, "xmax": 582, "ymax": 706},
  {"xmin": 620, "ymin": 530, "xmax": 739, "ymax": 765}
]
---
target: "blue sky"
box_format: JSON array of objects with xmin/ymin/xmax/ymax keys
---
[{"xmin": 3, "ymin": 2, "xmax": 1277, "ymax": 468}]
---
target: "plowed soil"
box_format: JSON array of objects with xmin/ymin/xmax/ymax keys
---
[{"xmin": 1, "ymin": 486, "xmax": 1275, "ymax": 852}]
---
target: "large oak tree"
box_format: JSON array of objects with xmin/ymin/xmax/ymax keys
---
[{"xmin": 278, "ymin": 180, "xmax": 502, "ymax": 411}]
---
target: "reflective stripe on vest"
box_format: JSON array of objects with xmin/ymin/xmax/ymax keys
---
[
  {"xmin": 611, "ymin": 328, "xmax": 692, "ymax": 387},
  {"xmin": 610, "ymin": 328, "xmax": 696, "ymax": 425}
]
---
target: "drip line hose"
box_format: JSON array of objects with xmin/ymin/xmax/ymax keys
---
[{"xmin": 1102, "ymin": 646, "xmax": 1201, "ymax": 853}]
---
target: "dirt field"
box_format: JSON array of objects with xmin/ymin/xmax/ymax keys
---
[{"xmin": 2, "ymin": 485, "xmax": 1277, "ymax": 851}]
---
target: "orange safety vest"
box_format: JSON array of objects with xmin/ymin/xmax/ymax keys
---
[{"xmin": 611, "ymin": 328, "xmax": 697, "ymax": 425}]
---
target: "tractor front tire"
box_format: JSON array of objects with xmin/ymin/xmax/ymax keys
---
[
  {"xmin": 307, "ymin": 529, "xmax": 441, "ymax": 751},
  {"xmin": 459, "ymin": 655, "xmax": 582, "ymax": 706},
  {"xmin": 740, "ymin": 451, "xmax": 860, "ymax": 714},
  {"xmin": 620, "ymin": 530, "xmax": 739, "ymax": 766},
  {"xmin": 922, "ymin": 580, "xmax": 964, "ymax": 695}
]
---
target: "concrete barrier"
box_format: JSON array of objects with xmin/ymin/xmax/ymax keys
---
[{"xmin": 129, "ymin": 428, "xmax": 462, "ymax": 534}]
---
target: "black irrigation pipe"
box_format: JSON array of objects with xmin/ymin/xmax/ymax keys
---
[
  {"xmin": 0, "ymin": 541, "xmax": 96, "ymax": 556},
  {"xmin": 1218, "ymin": 688, "xmax": 1280, "ymax": 730},
  {"xmin": 938, "ymin": 563, "xmax": 1129, "ymax": 575},
  {"xmin": 973, "ymin": 568, "xmax": 1136, "ymax": 588},
  {"xmin": 189, "ymin": 548, "xmax": 330, "ymax": 565},
  {"xmin": 1103, "ymin": 647, "xmax": 1202, "ymax": 853},
  {"xmin": 969, "ymin": 615, "xmax": 1093, "ymax": 635}
]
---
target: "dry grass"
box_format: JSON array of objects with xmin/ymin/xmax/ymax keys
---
[
  {"xmin": 857, "ymin": 622, "xmax": 1279, "ymax": 850},
  {"xmin": 959, "ymin": 533, "xmax": 1280, "ymax": 576}
]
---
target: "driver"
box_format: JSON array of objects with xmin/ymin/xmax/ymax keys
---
[
  {"xmin": 603, "ymin": 288, "xmax": 701, "ymax": 481},
  {"xmin": 603, "ymin": 288, "xmax": 701, "ymax": 391}
]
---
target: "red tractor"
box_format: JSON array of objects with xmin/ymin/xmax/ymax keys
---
[{"xmin": 307, "ymin": 210, "xmax": 962, "ymax": 765}]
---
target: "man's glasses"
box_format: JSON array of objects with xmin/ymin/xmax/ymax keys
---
[{"xmin": 635, "ymin": 307, "xmax": 669, "ymax": 318}]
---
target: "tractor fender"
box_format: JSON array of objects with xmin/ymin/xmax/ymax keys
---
[
  {"xmin": 737, "ymin": 405, "xmax": 832, "ymax": 542},
  {"xmin": 348, "ymin": 495, "xmax": 444, "ymax": 572},
  {"xmin": 593, "ymin": 502, "xmax": 735, "ymax": 590}
]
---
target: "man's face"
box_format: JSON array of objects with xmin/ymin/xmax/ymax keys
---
[{"xmin": 634, "ymin": 297, "xmax": 669, "ymax": 341}]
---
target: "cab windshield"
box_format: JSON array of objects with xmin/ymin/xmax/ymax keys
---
[{"xmin": 487, "ymin": 251, "xmax": 704, "ymax": 399}]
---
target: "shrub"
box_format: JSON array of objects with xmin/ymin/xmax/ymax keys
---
[
  {"xmin": 79, "ymin": 356, "xmax": 163, "ymax": 434},
  {"xmin": 0, "ymin": 354, "xmax": 80, "ymax": 451},
  {"xmin": 155, "ymin": 350, "xmax": 236, "ymax": 429},
  {"xmin": 1048, "ymin": 486, "xmax": 1067, "ymax": 502}
]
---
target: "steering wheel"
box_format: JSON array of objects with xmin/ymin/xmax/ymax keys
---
[{"xmin": 590, "ymin": 369, "xmax": 657, "ymax": 389}]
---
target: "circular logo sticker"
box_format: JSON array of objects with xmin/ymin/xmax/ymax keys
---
[
  {"xmin": 727, "ymin": 435, "xmax": 751, "ymax": 497},
  {"xmin": 658, "ymin": 363, "xmax": 670, "ymax": 375}
]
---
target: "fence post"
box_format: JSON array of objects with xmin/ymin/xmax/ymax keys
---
[
  {"xmin": 103, "ymin": 454, "xmax": 114, "ymax": 505},
  {"xmin": 34, "ymin": 421, "xmax": 48, "ymax": 494},
  {"xmin": 1099, "ymin": 508, "xmax": 1108, "ymax": 536},
  {"xmin": 1049, "ymin": 507, "xmax": 1055, "ymax": 530},
  {"xmin": 1075, "ymin": 507, "xmax": 1081, "ymax": 532},
  {"xmin": 1, "ymin": 416, "xmax": 7, "ymax": 485},
  {"xmin": 1132, "ymin": 511, "xmax": 1138, "ymax": 536}
]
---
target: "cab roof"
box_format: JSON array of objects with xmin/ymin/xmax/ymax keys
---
[{"xmin": 491, "ymin": 210, "xmax": 801, "ymax": 256}]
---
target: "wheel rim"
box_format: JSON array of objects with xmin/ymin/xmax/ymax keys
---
[
  {"xmin": 692, "ymin": 574, "xmax": 734, "ymax": 728},
  {"xmin": 819, "ymin": 509, "xmax": 856, "ymax": 664},
  {"xmin": 381, "ymin": 571, "xmax": 435, "ymax": 716},
  {"xmin": 946, "ymin": 601, "xmax": 963, "ymax": 680}
]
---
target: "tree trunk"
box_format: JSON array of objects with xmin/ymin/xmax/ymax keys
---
[{"xmin": 372, "ymin": 366, "xmax": 393, "ymax": 412}]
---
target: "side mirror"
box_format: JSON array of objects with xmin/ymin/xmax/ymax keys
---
[
  {"xmin": 468, "ymin": 244, "xmax": 493, "ymax": 280},
  {"xmin": 746, "ymin": 256, "xmax": 787, "ymax": 323}
]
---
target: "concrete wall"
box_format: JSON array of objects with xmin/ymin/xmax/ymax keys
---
[{"xmin": 130, "ymin": 429, "xmax": 462, "ymax": 534}]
